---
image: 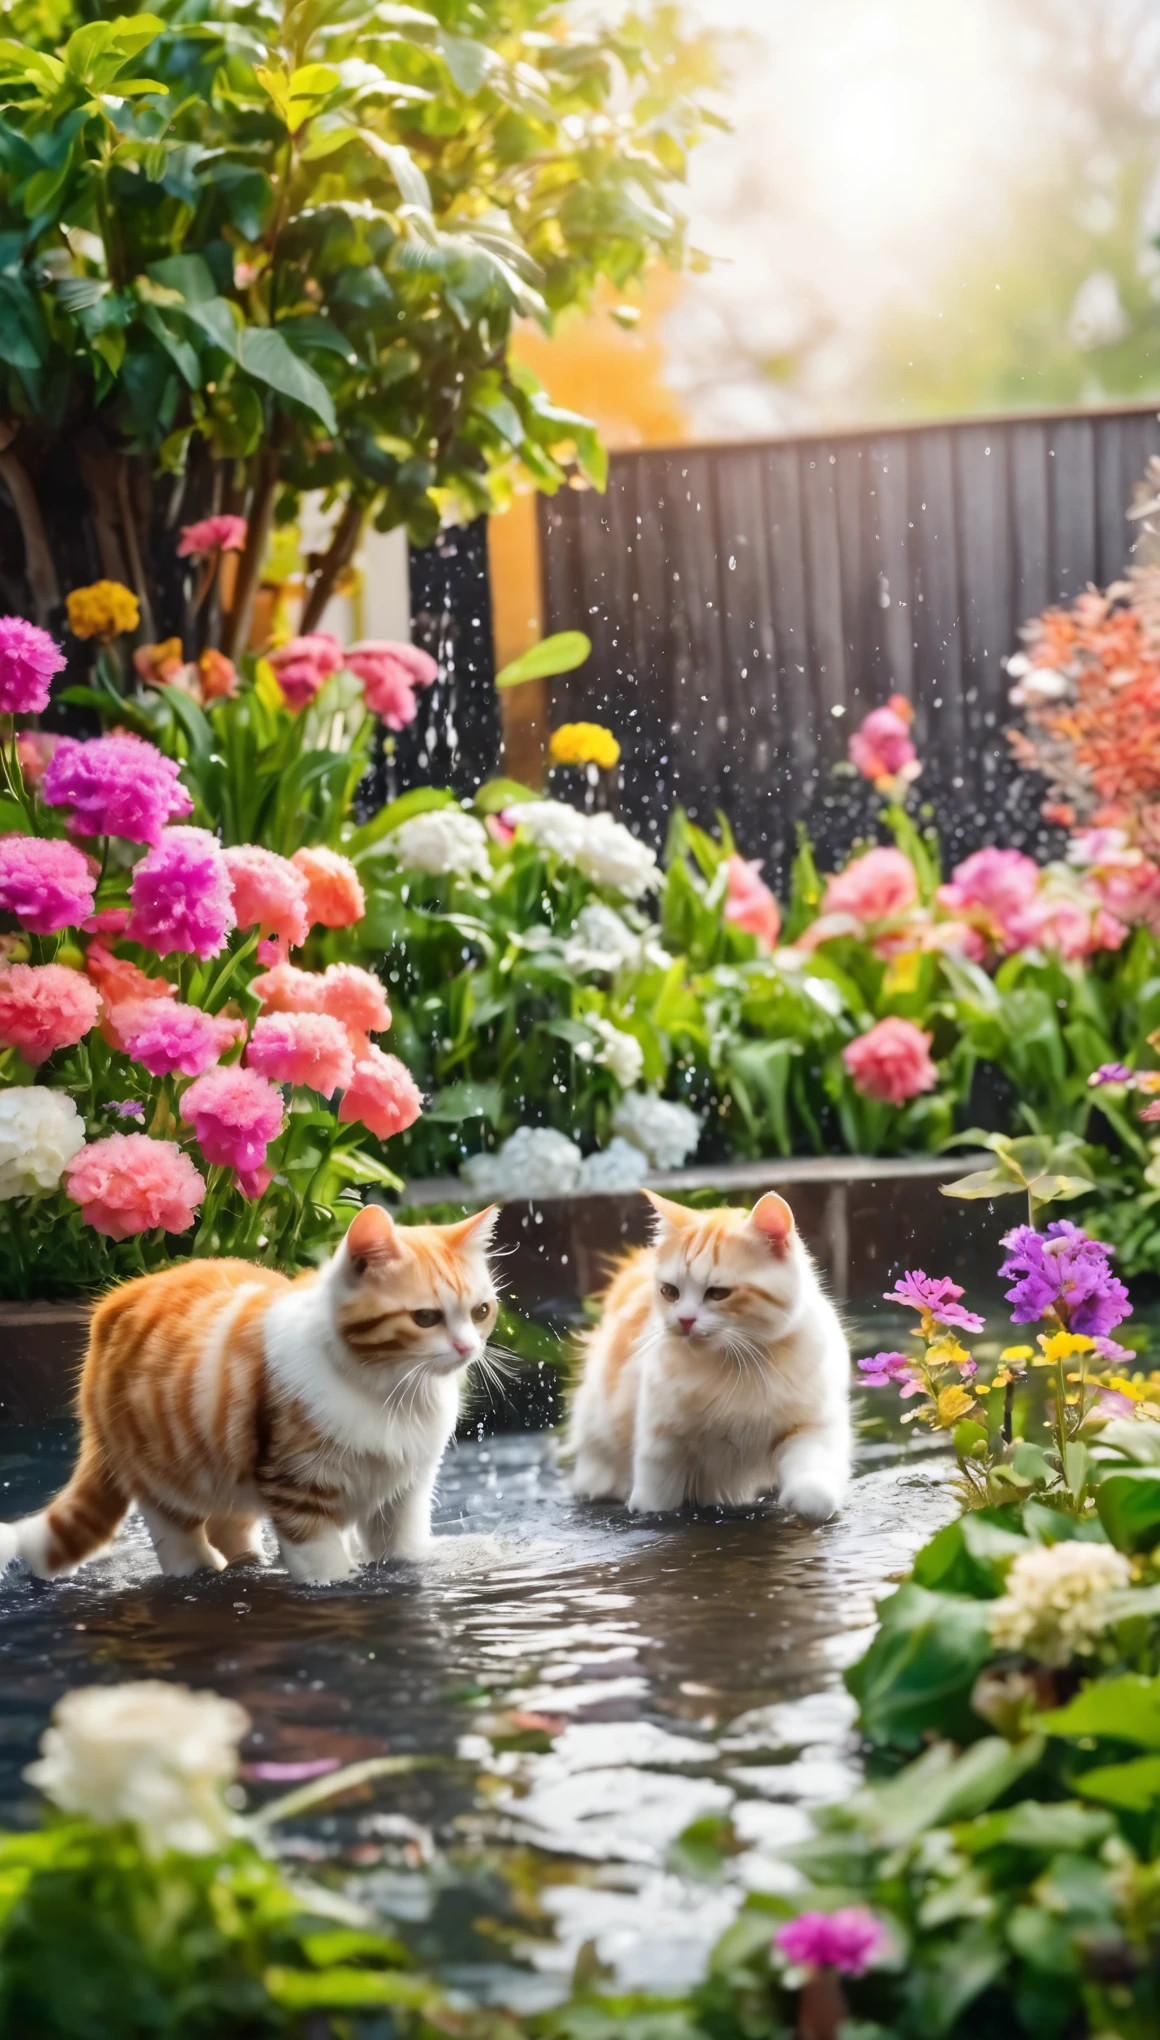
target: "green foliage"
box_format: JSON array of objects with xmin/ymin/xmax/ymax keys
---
[{"xmin": 494, "ymin": 631, "xmax": 591, "ymax": 691}]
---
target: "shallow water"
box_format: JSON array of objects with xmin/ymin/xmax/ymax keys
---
[{"xmin": 0, "ymin": 1402, "xmax": 954, "ymax": 2004}]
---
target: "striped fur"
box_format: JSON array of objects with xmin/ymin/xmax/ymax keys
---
[
  {"xmin": 567, "ymin": 1191, "xmax": 851, "ymax": 1519},
  {"xmin": 0, "ymin": 1204, "xmax": 498, "ymax": 1586}
]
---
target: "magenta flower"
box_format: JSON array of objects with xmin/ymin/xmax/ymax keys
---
[
  {"xmin": 857, "ymin": 1351, "xmax": 915, "ymax": 1387},
  {"xmin": 774, "ymin": 1907, "xmax": 890, "ymax": 1976},
  {"xmin": 999, "ymin": 1221, "xmax": 1130, "ymax": 1339},
  {"xmin": 346, "ymin": 639, "xmax": 438, "ymax": 729},
  {"xmin": 886, "ymin": 1270, "xmax": 985, "ymax": 1333},
  {"xmin": 0, "ymin": 616, "xmax": 67, "ymax": 716},
  {"xmin": 126, "ymin": 827, "xmax": 236, "ymax": 960},
  {"xmin": 120, "ymin": 1001, "xmax": 244, "ymax": 1079},
  {"xmin": 177, "ymin": 515, "xmax": 248, "ymax": 559},
  {"xmin": 180, "ymin": 1063, "xmax": 284, "ymax": 1194},
  {"xmin": 268, "ymin": 634, "xmax": 344, "ymax": 713},
  {"xmin": 42, "ymin": 733, "xmax": 192, "ymax": 846},
  {"xmin": 1089, "ymin": 1063, "xmax": 1134, "ymax": 1087},
  {"xmin": 0, "ymin": 834, "xmax": 96, "ymax": 933}
]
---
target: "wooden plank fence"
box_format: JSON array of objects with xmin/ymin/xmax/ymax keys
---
[{"xmin": 537, "ymin": 403, "xmax": 1160, "ymax": 878}]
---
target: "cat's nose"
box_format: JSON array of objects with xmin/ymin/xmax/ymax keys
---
[
  {"xmin": 677, "ymin": 1313, "xmax": 697, "ymax": 1333},
  {"xmin": 453, "ymin": 1336, "xmax": 475, "ymax": 1357}
]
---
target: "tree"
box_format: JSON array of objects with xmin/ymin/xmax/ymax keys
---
[{"xmin": 0, "ymin": 0, "xmax": 718, "ymax": 653}]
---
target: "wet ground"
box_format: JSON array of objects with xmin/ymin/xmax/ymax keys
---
[{"xmin": 0, "ymin": 1393, "xmax": 954, "ymax": 2005}]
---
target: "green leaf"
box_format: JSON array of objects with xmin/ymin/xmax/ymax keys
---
[
  {"xmin": 473, "ymin": 776, "xmax": 539, "ymax": 813},
  {"xmin": 845, "ymin": 1583, "xmax": 995, "ymax": 1749},
  {"xmin": 442, "ymin": 34, "xmax": 495, "ymax": 96},
  {"xmin": 1095, "ymin": 1466, "xmax": 1160, "ymax": 1552},
  {"xmin": 382, "ymin": 142, "xmax": 432, "ymax": 211},
  {"xmin": 264, "ymin": 1966, "xmax": 436, "ymax": 2010},
  {"xmin": 1039, "ymin": 1673, "xmax": 1160, "ymax": 1750},
  {"xmin": 237, "ymin": 328, "xmax": 336, "ymax": 431},
  {"xmin": 495, "ymin": 631, "xmax": 591, "ymax": 690},
  {"xmin": 941, "ymin": 1166, "xmax": 1020, "ymax": 1201},
  {"xmin": 424, "ymin": 1081, "xmax": 503, "ymax": 1124},
  {"xmin": 1074, "ymin": 1753, "xmax": 1160, "ymax": 1811}
]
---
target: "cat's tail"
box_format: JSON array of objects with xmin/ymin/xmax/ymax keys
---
[{"xmin": 0, "ymin": 1444, "xmax": 129, "ymax": 1580}]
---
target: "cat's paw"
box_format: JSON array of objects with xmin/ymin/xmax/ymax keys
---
[
  {"xmin": 780, "ymin": 1479, "xmax": 842, "ymax": 1525},
  {"xmin": 0, "ymin": 1525, "xmax": 15, "ymax": 1573}
]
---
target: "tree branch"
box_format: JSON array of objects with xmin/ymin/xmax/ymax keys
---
[
  {"xmin": 0, "ymin": 429, "xmax": 60, "ymax": 624},
  {"xmin": 221, "ymin": 451, "xmax": 280, "ymax": 658},
  {"xmin": 300, "ymin": 495, "xmax": 366, "ymax": 636},
  {"xmin": 116, "ymin": 457, "xmax": 155, "ymax": 641}
]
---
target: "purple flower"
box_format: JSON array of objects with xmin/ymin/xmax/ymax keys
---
[
  {"xmin": 885, "ymin": 1269, "xmax": 985, "ymax": 1333},
  {"xmin": 774, "ymin": 1907, "xmax": 890, "ymax": 1976},
  {"xmin": 112, "ymin": 1100, "xmax": 145, "ymax": 1120},
  {"xmin": 0, "ymin": 615, "xmax": 66, "ymax": 715},
  {"xmin": 126, "ymin": 826, "xmax": 236, "ymax": 960},
  {"xmin": 241, "ymin": 1757, "xmax": 341, "ymax": 1782},
  {"xmin": 1093, "ymin": 1335, "xmax": 1132, "ymax": 1363},
  {"xmin": 999, "ymin": 1221, "xmax": 1131, "ymax": 1339},
  {"xmin": 0, "ymin": 833, "xmax": 96, "ymax": 933},
  {"xmin": 43, "ymin": 733, "xmax": 192, "ymax": 846},
  {"xmin": 858, "ymin": 1351, "xmax": 914, "ymax": 1387},
  {"xmin": 1089, "ymin": 1063, "xmax": 1134, "ymax": 1087}
]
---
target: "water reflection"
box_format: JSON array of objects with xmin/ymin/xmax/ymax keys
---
[{"xmin": 0, "ymin": 1409, "xmax": 953, "ymax": 2001}]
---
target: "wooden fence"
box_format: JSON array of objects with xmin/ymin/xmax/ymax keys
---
[{"xmin": 536, "ymin": 403, "xmax": 1160, "ymax": 877}]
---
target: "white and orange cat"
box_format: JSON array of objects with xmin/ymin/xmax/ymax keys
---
[
  {"xmin": 568, "ymin": 1191, "xmax": 851, "ymax": 1520},
  {"xmin": 0, "ymin": 1204, "xmax": 498, "ymax": 1586}
]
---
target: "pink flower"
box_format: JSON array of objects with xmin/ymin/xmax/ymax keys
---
[
  {"xmin": 0, "ymin": 834, "xmax": 96, "ymax": 933},
  {"xmin": 848, "ymin": 697, "xmax": 919, "ymax": 789},
  {"xmin": 42, "ymin": 733, "xmax": 192, "ymax": 846},
  {"xmin": 120, "ymin": 1001, "xmax": 245, "ymax": 1079},
  {"xmin": 0, "ymin": 963, "xmax": 100, "ymax": 1063},
  {"xmin": 822, "ymin": 846, "xmax": 918, "ymax": 922},
  {"xmin": 843, "ymin": 1016, "xmax": 938, "ymax": 1105},
  {"xmin": 0, "ymin": 616, "xmax": 66, "ymax": 715},
  {"xmin": 83, "ymin": 907, "xmax": 131, "ymax": 937},
  {"xmin": 937, "ymin": 848, "xmax": 1040, "ymax": 949},
  {"xmin": 84, "ymin": 941, "xmax": 175, "ymax": 1051},
  {"xmin": 920, "ymin": 918, "xmax": 987, "ymax": 963},
  {"xmin": 268, "ymin": 634, "xmax": 344, "ymax": 713},
  {"xmin": 247, "ymin": 1011, "xmax": 353, "ymax": 1098},
  {"xmin": 292, "ymin": 844, "xmax": 365, "ymax": 928},
  {"xmin": 487, "ymin": 812, "xmax": 516, "ymax": 848},
  {"xmin": 16, "ymin": 731, "xmax": 60, "ymax": 789},
  {"xmin": 63, "ymin": 1133, "xmax": 205, "ymax": 1239},
  {"xmin": 337, "ymin": 1046, "xmax": 422, "ymax": 1139},
  {"xmin": 346, "ymin": 639, "xmax": 438, "ymax": 729},
  {"xmin": 886, "ymin": 1269, "xmax": 985, "ymax": 1332},
  {"xmin": 315, "ymin": 962, "xmax": 390, "ymax": 1056},
  {"xmin": 249, "ymin": 961, "xmax": 324, "ymax": 1016},
  {"xmin": 774, "ymin": 1908, "xmax": 889, "ymax": 1976},
  {"xmin": 180, "ymin": 1063, "xmax": 284, "ymax": 1192},
  {"xmin": 222, "ymin": 845, "xmax": 309, "ymax": 953},
  {"xmin": 126, "ymin": 827, "xmax": 236, "ymax": 959},
  {"xmin": 723, "ymin": 854, "xmax": 781, "ymax": 949},
  {"xmin": 177, "ymin": 515, "xmax": 248, "ymax": 559},
  {"xmin": 1005, "ymin": 889, "xmax": 1124, "ymax": 960}
]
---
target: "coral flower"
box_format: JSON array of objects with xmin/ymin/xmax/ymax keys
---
[
  {"xmin": 0, "ymin": 835, "xmax": 96, "ymax": 933},
  {"xmin": 120, "ymin": 1002, "xmax": 244, "ymax": 1079},
  {"xmin": 292, "ymin": 844, "xmax": 365, "ymax": 928},
  {"xmin": 247, "ymin": 1011, "xmax": 354, "ymax": 1098},
  {"xmin": 723, "ymin": 854, "xmax": 781, "ymax": 949},
  {"xmin": 42, "ymin": 733, "xmax": 192, "ymax": 846},
  {"xmin": 843, "ymin": 1016, "xmax": 938, "ymax": 1106},
  {"xmin": 0, "ymin": 963, "xmax": 100, "ymax": 1063},
  {"xmin": 316, "ymin": 962, "xmax": 390, "ymax": 1055},
  {"xmin": 249, "ymin": 961, "xmax": 324, "ymax": 1015},
  {"xmin": 0, "ymin": 616, "xmax": 66, "ymax": 715},
  {"xmin": 180, "ymin": 1064, "xmax": 284, "ymax": 1195},
  {"xmin": 268, "ymin": 634, "xmax": 343, "ymax": 713},
  {"xmin": 337, "ymin": 1046, "xmax": 422, "ymax": 1139},
  {"xmin": 64, "ymin": 1133, "xmax": 205, "ymax": 1239},
  {"xmin": 133, "ymin": 639, "xmax": 187, "ymax": 687},
  {"xmin": 66, "ymin": 581, "xmax": 139, "ymax": 642},
  {"xmin": 822, "ymin": 846, "xmax": 918, "ymax": 922},
  {"xmin": 177, "ymin": 515, "xmax": 247, "ymax": 559},
  {"xmin": 16, "ymin": 731, "xmax": 59, "ymax": 789},
  {"xmin": 346, "ymin": 640, "xmax": 438, "ymax": 729},
  {"xmin": 196, "ymin": 648, "xmax": 239, "ymax": 701},
  {"xmin": 84, "ymin": 940, "xmax": 175, "ymax": 1051},
  {"xmin": 126, "ymin": 827, "xmax": 236, "ymax": 960},
  {"xmin": 222, "ymin": 845, "xmax": 309, "ymax": 953}
]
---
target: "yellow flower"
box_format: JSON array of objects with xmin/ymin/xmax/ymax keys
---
[
  {"xmin": 1105, "ymin": 1375, "xmax": 1152, "ymax": 1404},
  {"xmin": 927, "ymin": 1334, "xmax": 971, "ymax": 1370},
  {"xmin": 1001, "ymin": 1346, "xmax": 1034, "ymax": 1363},
  {"xmin": 549, "ymin": 722, "xmax": 621, "ymax": 770},
  {"xmin": 67, "ymin": 580, "xmax": 139, "ymax": 641},
  {"xmin": 936, "ymin": 1384, "xmax": 975, "ymax": 1426},
  {"xmin": 1036, "ymin": 1331, "xmax": 1095, "ymax": 1367}
]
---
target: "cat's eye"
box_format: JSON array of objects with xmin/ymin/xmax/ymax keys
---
[
  {"xmin": 659, "ymin": 1281, "xmax": 680, "ymax": 1301},
  {"xmin": 412, "ymin": 1308, "xmax": 444, "ymax": 1328},
  {"xmin": 471, "ymin": 1301, "xmax": 493, "ymax": 1322},
  {"xmin": 704, "ymin": 1286, "xmax": 733, "ymax": 1302}
]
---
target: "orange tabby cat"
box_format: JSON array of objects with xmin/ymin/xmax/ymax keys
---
[{"xmin": 0, "ymin": 1204, "xmax": 498, "ymax": 1586}]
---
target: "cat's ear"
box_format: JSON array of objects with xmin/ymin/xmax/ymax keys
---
[
  {"xmin": 439, "ymin": 1205, "xmax": 499, "ymax": 1252},
  {"xmin": 749, "ymin": 1192, "xmax": 795, "ymax": 1254},
  {"xmin": 346, "ymin": 1203, "xmax": 402, "ymax": 1274},
  {"xmin": 643, "ymin": 1189, "xmax": 695, "ymax": 1233}
]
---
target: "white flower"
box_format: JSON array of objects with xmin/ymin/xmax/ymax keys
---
[
  {"xmin": 987, "ymin": 1543, "xmax": 1132, "ymax": 1667},
  {"xmin": 611, "ymin": 1090, "xmax": 702, "ymax": 1170},
  {"xmin": 577, "ymin": 1137, "xmax": 651, "ymax": 1193},
  {"xmin": 1008, "ymin": 668, "xmax": 1070, "ymax": 707},
  {"xmin": 0, "ymin": 1087, "xmax": 85, "ymax": 1199},
  {"xmin": 384, "ymin": 807, "xmax": 491, "ymax": 879},
  {"xmin": 563, "ymin": 902, "xmax": 673, "ymax": 976},
  {"xmin": 506, "ymin": 802, "xmax": 659, "ymax": 900},
  {"xmin": 461, "ymin": 1125, "xmax": 583, "ymax": 1202},
  {"xmin": 590, "ymin": 1017, "xmax": 645, "ymax": 1090},
  {"xmin": 25, "ymin": 1682, "xmax": 248, "ymax": 1857}
]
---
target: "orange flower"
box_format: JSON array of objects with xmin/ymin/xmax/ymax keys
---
[{"xmin": 291, "ymin": 845, "xmax": 365, "ymax": 929}]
